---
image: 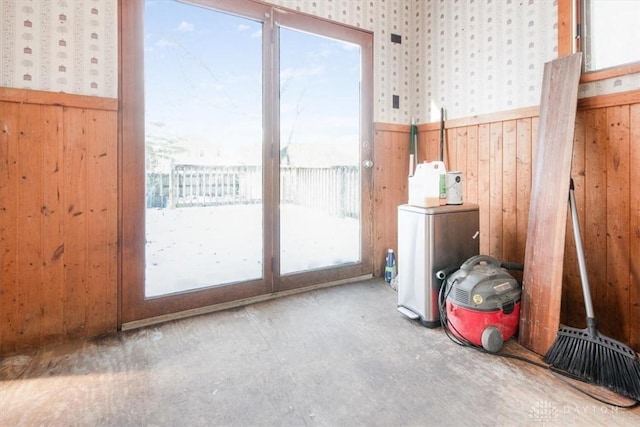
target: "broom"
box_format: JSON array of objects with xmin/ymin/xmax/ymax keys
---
[
  {"xmin": 544, "ymin": 179, "xmax": 640, "ymax": 401},
  {"xmin": 409, "ymin": 118, "xmax": 417, "ymax": 177}
]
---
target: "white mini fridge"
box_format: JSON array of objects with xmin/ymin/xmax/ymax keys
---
[{"xmin": 397, "ymin": 203, "xmax": 479, "ymax": 327}]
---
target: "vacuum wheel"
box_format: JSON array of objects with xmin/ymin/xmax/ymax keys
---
[{"xmin": 481, "ymin": 326, "xmax": 503, "ymax": 353}]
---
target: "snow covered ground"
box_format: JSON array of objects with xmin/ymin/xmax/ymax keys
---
[{"xmin": 145, "ymin": 204, "xmax": 360, "ymax": 297}]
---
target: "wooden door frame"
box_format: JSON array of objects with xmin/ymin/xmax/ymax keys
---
[{"xmin": 118, "ymin": 0, "xmax": 374, "ymax": 326}]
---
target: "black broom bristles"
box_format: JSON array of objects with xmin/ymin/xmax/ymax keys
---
[
  {"xmin": 545, "ymin": 181, "xmax": 640, "ymax": 401},
  {"xmin": 544, "ymin": 319, "xmax": 640, "ymax": 401}
]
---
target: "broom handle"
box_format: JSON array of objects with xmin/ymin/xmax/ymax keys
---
[{"xmin": 569, "ymin": 179, "xmax": 595, "ymax": 319}]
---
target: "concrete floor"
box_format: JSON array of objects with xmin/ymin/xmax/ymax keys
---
[{"xmin": 1, "ymin": 278, "xmax": 638, "ymax": 426}]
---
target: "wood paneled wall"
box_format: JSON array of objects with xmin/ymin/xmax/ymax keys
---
[
  {"xmin": 372, "ymin": 123, "xmax": 412, "ymax": 275},
  {"xmin": 0, "ymin": 88, "xmax": 118, "ymax": 355},
  {"xmin": 372, "ymin": 90, "xmax": 640, "ymax": 352},
  {"xmin": 2, "ymin": 86, "xmax": 638, "ymax": 355}
]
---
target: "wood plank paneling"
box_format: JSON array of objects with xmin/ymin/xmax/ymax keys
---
[
  {"xmin": 372, "ymin": 124, "xmax": 410, "ymax": 276},
  {"xmin": 0, "ymin": 88, "xmax": 118, "ymax": 111},
  {"xmin": 372, "ymin": 91, "xmax": 640, "ymax": 353},
  {"xmin": 515, "ymin": 118, "xmax": 532, "ymax": 264},
  {"xmin": 17, "ymin": 104, "xmax": 45, "ymax": 347},
  {"xmin": 454, "ymin": 126, "xmax": 468, "ymax": 201},
  {"xmin": 489, "ymin": 122, "xmax": 504, "ymax": 260},
  {"xmin": 40, "ymin": 106, "xmax": 65, "ymax": 344},
  {"xmin": 502, "ymin": 120, "xmax": 517, "ymax": 262},
  {"xmin": 416, "ymin": 127, "xmax": 439, "ymax": 163},
  {"xmin": 64, "ymin": 108, "xmax": 89, "ymax": 338},
  {"xmin": 583, "ymin": 108, "xmax": 608, "ymax": 325},
  {"xmin": 85, "ymin": 108, "xmax": 118, "ymax": 337},
  {"xmin": 630, "ymin": 104, "xmax": 640, "ymax": 350},
  {"xmin": 0, "ymin": 91, "xmax": 118, "ymax": 355},
  {"xmin": 477, "ymin": 124, "xmax": 491, "ymax": 255},
  {"xmin": 605, "ymin": 105, "xmax": 631, "ymax": 342},
  {"xmin": 466, "ymin": 125, "xmax": 479, "ymax": 205},
  {"xmin": 1, "ymin": 103, "xmax": 21, "ymax": 354},
  {"xmin": 2, "ymin": 86, "xmax": 639, "ymax": 355},
  {"xmin": 445, "ymin": 128, "xmax": 456, "ymax": 167}
]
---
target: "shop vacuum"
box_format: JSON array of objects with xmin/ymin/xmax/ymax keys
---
[{"xmin": 438, "ymin": 255, "xmax": 523, "ymax": 352}]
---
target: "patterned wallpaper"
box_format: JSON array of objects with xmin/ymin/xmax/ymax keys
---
[
  {"xmin": 0, "ymin": 0, "xmax": 637, "ymax": 122},
  {"xmin": 269, "ymin": 0, "xmax": 558, "ymax": 122},
  {"xmin": 414, "ymin": 0, "xmax": 640, "ymax": 121},
  {"xmin": 414, "ymin": 0, "xmax": 558, "ymax": 121},
  {"xmin": 0, "ymin": 0, "xmax": 117, "ymax": 98}
]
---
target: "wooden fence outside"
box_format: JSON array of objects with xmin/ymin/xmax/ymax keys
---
[{"xmin": 146, "ymin": 164, "xmax": 360, "ymax": 218}]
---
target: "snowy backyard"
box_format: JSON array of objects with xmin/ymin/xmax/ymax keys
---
[{"xmin": 145, "ymin": 204, "xmax": 361, "ymax": 297}]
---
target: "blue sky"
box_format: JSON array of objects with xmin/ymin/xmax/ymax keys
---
[{"xmin": 143, "ymin": 0, "xmax": 361, "ymax": 166}]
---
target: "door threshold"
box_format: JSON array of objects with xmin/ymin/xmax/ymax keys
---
[{"xmin": 121, "ymin": 274, "xmax": 373, "ymax": 331}]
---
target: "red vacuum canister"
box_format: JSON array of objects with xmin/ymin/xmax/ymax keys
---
[{"xmin": 442, "ymin": 255, "xmax": 522, "ymax": 352}]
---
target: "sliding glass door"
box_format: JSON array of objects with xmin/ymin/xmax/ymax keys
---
[
  {"xmin": 278, "ymin": 28, "xmax": 363, "ymax": 275},
  {"xmin": 274, "ymin": 10, "xmax": 373, "ymax": 292},
  {"xmin": 143, "ymin": 1, "xmax": 264, "ymax": 297},
  {"xmin": 120, "ymin": 0, "xmax": 373, "ymax": 323}
]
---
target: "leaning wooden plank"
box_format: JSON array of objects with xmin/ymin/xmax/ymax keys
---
[{"xmin": 519, "ymin": 53, "xmax": 582, "ymax": 355}]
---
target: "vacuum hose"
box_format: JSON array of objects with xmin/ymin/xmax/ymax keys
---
[{"xmin": 436, "ymin": 264, "xmax": 460, "ymax": 280}]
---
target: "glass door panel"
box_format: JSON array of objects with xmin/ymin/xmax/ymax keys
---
[
  {"xmin": 121, "ymin": 0, "xmax": 372, "ymax": 323},
  {"xmin": 279, "ymin": 28, "xmax": 362, "ymax": 275},
  {"xmin": 144, "ymin": 1, "xmax": 263, "ymax": 297}
]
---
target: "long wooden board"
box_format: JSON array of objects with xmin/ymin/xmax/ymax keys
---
[{"xmin": 519, "ymin": 53, "xmax": 582, "ymax": 355}]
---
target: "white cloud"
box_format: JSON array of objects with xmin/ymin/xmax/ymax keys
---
[
  {"xmin": 177, "ymin": 21, "xmax": 194, "ymax": 32},
  {"xmin": 156, "ymin": 38, "xmax": 177, "ymax": 48},
  {"xmin": 237, "ymin": 24, "xmax": 250, "ymax": 32}
]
